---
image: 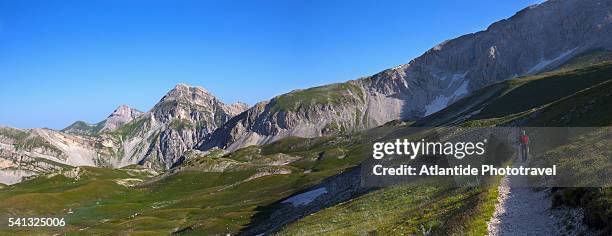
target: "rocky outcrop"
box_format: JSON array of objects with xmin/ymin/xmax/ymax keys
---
[
  {"xmin": 200, "ymin": 0, "xmax": 612, "ymax": 151},
  {"xmin": 200, "ymin": 82, "xmax": 371, "ymax": 151},
  {"xmin": 0, "ymin": 126, "xmax": 100, "ymax": 184}
]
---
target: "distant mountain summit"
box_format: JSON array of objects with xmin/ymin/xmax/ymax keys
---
[
  {"xmin": 62, "ymin": 105, "xmax": 143, "ymax": 135},
  {"xmin": 1, "ymin": 84, "xmax": 248, "ymax": 183},
  {"xmin": 102, "ymin": 105, "xmax": 144, "ymax": 132}
]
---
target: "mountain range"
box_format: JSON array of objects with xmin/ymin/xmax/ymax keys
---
[
  {"xmin": 2, "ymin": 0, "xmax": 612, "ymax": 184},
  {"xmin": 0, "ymin": 84, "xmax": 248, "ymax": 183},
  {"xmin": 0, "ymin": 0, "xmax": 611, "ymax": 235}
]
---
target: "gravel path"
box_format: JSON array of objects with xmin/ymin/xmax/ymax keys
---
[
  {"xmin": 486, "ymin": 132, "xmax": 597, "ymax": 236},
  {"xmin": 486, "ymin": 173, "xmax": 560, "ymax": 236}
]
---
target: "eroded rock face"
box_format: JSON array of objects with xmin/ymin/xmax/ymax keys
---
[
  {"xmin": 200, "ymin": 0, "xmax": 612, "ymax": 151},
  {"xmin": 200, "ymin": 83, "xmax": 372, "ymax": 151},
  {"xmin": 131, "ymin": 84, "xmax": 249, "ymax": 169},
  {"xmin": 0, "ymin": 126, "xmax": 102, "ymax": 184}
]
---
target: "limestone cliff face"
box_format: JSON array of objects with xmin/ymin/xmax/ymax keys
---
[
  {"xmin": 125, "ymin": 84, "xmax": 248, "ymax": 169},
  {"xmin": 200, "ymin": 0, "xmax": 612, "ymax": 151},
  {"xmin": 0, "ymin": 126, "xmax": 114, "ymax": 184},
  {"xmin": 200, "ymin": 82, "xmax": 369, "ymax": 151}
]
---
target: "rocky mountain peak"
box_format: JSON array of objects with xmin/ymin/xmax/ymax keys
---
[
  {"xmin": 100, "ymin": 105, "xmax": 144, "ymax": 132},
  {"xmin": 173, "ymin": 83, "xmax": 210, "ymax": 93},
  {"xmin": 159, "ymin": 83, "xmax": 217, "ymax": 107},
  {"xmin": 154, "ymin": 84, "xmax": 249, "ymax": 119},
  {"xmin": 108, "ymin": 105, "xmax": 142, "ymax": 118},
  {"xmin": 56, "ymin": 82, "xmax": 251, "ymax": 170},
  {"xmin": 110, "ymin": 84, "xmax": 250, "ymax": 169},
  {"xmin": 62, "ymin": 105, "xmax": 144, "ymax": 135},
  {"xmin": 170, "ymin": 83, "xmax": 210, "ymax": 95}
]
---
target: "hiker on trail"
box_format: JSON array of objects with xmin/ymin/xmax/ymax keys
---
[{"xmin": 519, "ymin": 130, "xmax": 529, "ymax": 162}]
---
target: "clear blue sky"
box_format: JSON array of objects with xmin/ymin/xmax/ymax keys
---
[{"xmin": 0, "ymin": 0, "xmax": 542, "ymax": 129}]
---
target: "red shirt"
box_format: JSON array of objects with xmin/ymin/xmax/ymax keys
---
[{"xmin": 520, "ymin": 135, "xmax": 529, "ymax": 144}]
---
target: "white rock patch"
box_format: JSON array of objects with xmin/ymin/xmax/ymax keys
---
[
  {"xmin": 0, "ymin": 169, "xmax": 36, "ymax": 185},
  {"xmin": 424, "ymin": 79, "xmax": 470, "ymax": 116},
  {"xmin": 282, "ymin": 187, "xmax": 328, "ymax": 207},
  {"xmin": 114, "ymin": 178, "xmax": 144, "ymax": 187}
]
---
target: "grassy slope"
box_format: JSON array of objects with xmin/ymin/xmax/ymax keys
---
[
  {"xmin": 474, "ymin": 62, "xmax": 612, "ymax": 120},
  {"xmin": 0, "ymin": 166, "xmax": 334, "ymax": 235},
  {"xmin": 557, "ymin": 49, "xmax": 612, "ymax": 70},
  {"xmin": 61, "ymin": 121, "xmax": 105, "ymax": 136},
  {"xmin": 532, "ymin": 128, "xmax": 612, "ymax": 233},
  {"xmin": 0, "ymin": 131, "xmax": 374, "ymax": 235},
  {"xmin": 277, "ymin": 179, "xmax": 499, "ymax": 236},
  {"xmin": 416, "ymin": 61, "xmax": 612, "ymax": 127},
  {"xmin": 276, "ymin": 62, "xmax": 612, "ymax": 234},
  {"xmin": 269, "ymin": 82, "xmax": 364, "ymax": 112}
]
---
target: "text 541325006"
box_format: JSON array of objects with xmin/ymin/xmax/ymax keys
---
[{"xmin": 7, "ymin": 217, "xmax": 66, "ymax": 227}]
